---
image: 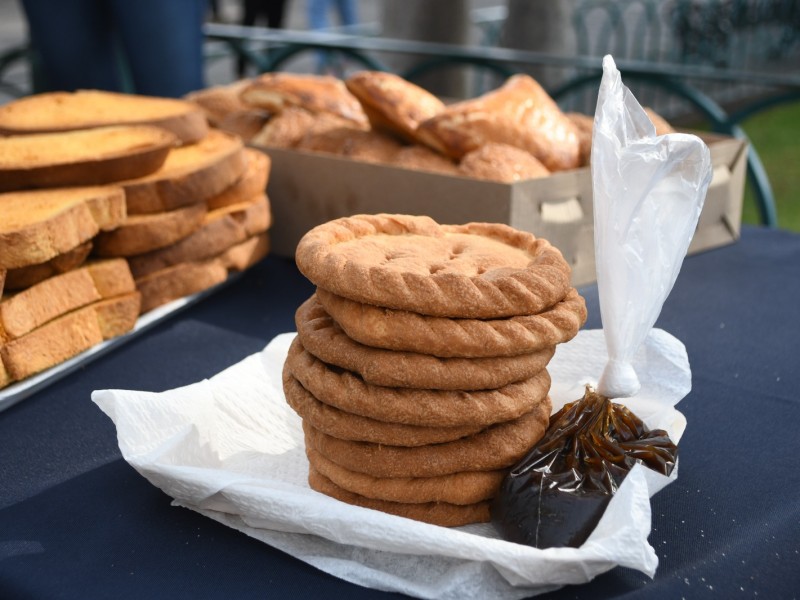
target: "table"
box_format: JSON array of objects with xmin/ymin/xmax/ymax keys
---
[{"xmin": 1, "ymin": 225, "xmax": 799, "ymax": 599}]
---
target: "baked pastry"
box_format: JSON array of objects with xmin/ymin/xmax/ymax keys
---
[
  {"xmin": 315, "ymin": 286, "xmax": 586, "ymax": 358},
  {"xmin": 0, "ymin": 125, "xmax": 175, "ymax": 193},
  {"xmin": 295, "ymin": 213, "xmax": 572, "ymax": 319},
  {"xmin": 184, "ymin": 80, "xmax": 253, "ymax": 126},
  {"xmin": 415, "ymin": 74, "xmax": 580, "ymax": 171},
  {"xmin": 345, "ymin": 71, "xmax": 445, "ymax": 143},
  {"xmin": 294, "ymin": 298, "xmax": 554, "ymax": 390},
  {"xmin": 389, "ymin": 144, "xmax": 459, "ymax": 175},
  {"xmin": 241, "ymin": 73, "xmax": 368, "ymax": 126},
  {"xmin": 0, "ymin": 89, "xmax": 208, "ymax": 144},
  {"xmin": 285, "ymin": 337, "xmax": 551, "ymax": 428},
  {"xmin": 296, "ymin": 127, "xmax": 404, "ymax": 164},
  {"xmin": 458, "ymin": 143, "xmax": 551, "ymax": 183}
]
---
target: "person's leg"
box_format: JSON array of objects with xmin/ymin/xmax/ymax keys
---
[
  {"xmin": 333, "ymin": 0, "xmax": 357, "ymax": 27},
  {"xmin": 308, "ymin": 0, "xmax": 329, "ymax": 31},
  {"xmin": 20, "ymin": 0, "xmax": 122, "ymax": 92},
  {"xmin": 110, "ymin": 0, "xmax": 206, "ymax": 97}
]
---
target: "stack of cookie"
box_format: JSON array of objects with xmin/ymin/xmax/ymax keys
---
[{"xmin": 284, "ymin": 214, "xmax": 587, "ymax": 527}]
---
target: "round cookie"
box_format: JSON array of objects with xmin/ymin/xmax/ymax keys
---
[
  {"xmin": 295, "ymin": 214, "xmax": 572, "ymax": 319},
  {"xmin": 308, "ymin": 466, "xmax": 491, "ymax": 527},
  {"xmin": 307, "ymin": 448, "xmax": 505, "ymax": 505},
  {"xmin": 285, "ymin": 336, "xmax": 552, "ymax": 428},
  {"xmin": 284, "ymin": 373, "xmax": 485, "ymax": 446},
  {"xmin": 316, "ymin": 286, "xmax": 587, "ymax": 358},
  {"xmin": 303, "ymin": 396, "xmax": 551, "ymax": 478},
  {"xmin": 295, "ymin": 295, "xmax": 554, "ymax": 390}
]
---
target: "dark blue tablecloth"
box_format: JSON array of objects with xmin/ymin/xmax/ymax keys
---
[{"xmin": 1, "ymin": 226, "xmax": 799, "ymax": 599}]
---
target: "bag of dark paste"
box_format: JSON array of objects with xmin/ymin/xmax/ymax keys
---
[{"xmin": 491, "ymin": 387, "xmax": 677, "ymax": 549}]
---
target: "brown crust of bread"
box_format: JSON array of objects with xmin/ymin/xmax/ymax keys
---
[
  {"xmin": 0, "ymin": 259, "xmax": 134, "ymax": 341},
  {"xmin": 93, "ymin": 202, "xmax": 208, "ymax": 257},
  {"xmin": 0, "ymin": 186, "xmax": 126, "ymax": 270},
  {"xmin": 0, "ymin": 126, "xmax": 176, "ymax": 193},
  {"xmin": 123, "ymin": 130, "xmax": 246, "ymax": 215},
  {"xmin": 207, "ymin": 149, "xmax": 271, "ymax": 210},
  {"xmin": 126, "ymin": 195, "xmax": 270, "ymax": 278},
  {"xmin": 135, "ymin": 259, "xmax": 228, "ymax": 314},
  {"xmin": 4, "ymin": 242, "xmax": 93, "ymax": 290},
  {"xmin": 295, "ymin": 214, "xmax": 572, "ymax": 319},
  {"xmin": 0, "ymin": 90, "xmax": 208, "ymax": 144}
]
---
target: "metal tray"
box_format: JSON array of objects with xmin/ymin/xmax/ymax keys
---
[{"xmin": 0, "ymin": 274, "xmax": 241, "ymax": 413}]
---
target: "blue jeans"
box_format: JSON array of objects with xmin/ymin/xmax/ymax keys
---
[
  {"xmin": 307, "ymin": 0, "xmax": 358, "ymax": 72},
  {"xmin": 21, "ymin": 0, "xmax": 206, "ymax": 97}
]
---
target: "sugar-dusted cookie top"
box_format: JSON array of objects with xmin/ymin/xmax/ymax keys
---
[{"xmin": 295, "ymin": 213, "xmax": 571, "ymax": 318}]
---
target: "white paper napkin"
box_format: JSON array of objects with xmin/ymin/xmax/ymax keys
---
[{"xmin": 93, "ymin": 327, "xmax": 690, "ymax": 599}]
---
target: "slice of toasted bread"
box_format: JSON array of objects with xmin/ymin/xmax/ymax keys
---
[
  {"xmin": 122, "ymin": 129, "xmax": 246, "ymax": 214},
  {"xmin": 126, "ymin": 195, "xmax": 271, "ymax": 278},
  {"xmin": 220, "ymin": 232, "xmax": 270, "ymax": 271},
  {"xmin": 0, "ymin": 292, "xmax": 140, "ymax": 387},
  {"xmin": 0, "ymin": 125, "xmax": 176, "ymax": 193},
  {"xmin": 207, "ymin": 148, "xmax": 270, "ymax": 210},
  {"xmin": 135, "ymin": 258, "xmax": 229, "ymax": 314},
  {"xmin": 0, "ymin": 186, "xmax": 126, "ymax": 270},
  {"xmin": 0, "ymin": 258, "xmax": 134, "ymax": 341},
  {"xmin": 0, "ymin": 90, "xmax": 209, "ymax": 144},
  {"xmin": 4, "ymin": 242, "xmax": 93, "ymax": 291},
  {"xmin": 93, "ymin": 202, "xmax": 208, "ymax": 257}
]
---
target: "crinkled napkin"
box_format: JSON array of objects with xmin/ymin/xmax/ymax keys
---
[{"xmin": 93, "ymin": 327, "xmax": 689, "ymax": 600}]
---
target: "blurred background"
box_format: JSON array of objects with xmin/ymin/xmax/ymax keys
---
[{"xmin": 0, "ymin": 0, "xmax": 798, "ymax": 230}]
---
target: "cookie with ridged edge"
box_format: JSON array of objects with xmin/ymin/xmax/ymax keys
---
[
  {"xmin": 307, "ymin": 448, "xmax": 505, "ymax": 506},
  {"xmin": 316, "ymin": 286, "xmax": 586, "ymax": 358},
  {"xmin": 285, "ymin": 335, "xmax": 551, "ymax": 427},
  {"xmin": 284, "ymin": 372, "xmax": 485, "ymax": 446},
  {"xmin": 302, "ymin": 395, "xmax": 551, "ymax": 479},
  {"xmin": 308, "ymin": 466, "xmax": 490, "ymax": 526},
  {"xmin": 295, "ymin": 295, "xmax": 554, "ymax": 390},
  {"xmin": 295, "ymin": 214, "xmax": 571, "ymax": 319}
]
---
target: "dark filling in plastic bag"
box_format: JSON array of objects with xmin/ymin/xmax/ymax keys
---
[{"xmin": 491, "ymin": 387, "xmax": 677, "ymax": 549}]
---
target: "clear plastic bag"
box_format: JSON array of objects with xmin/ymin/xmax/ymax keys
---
[
  {"xmin": 491, "ymin": 56, "xmax": 711, "ymax": 550},
  {"xmin": 592, "ymin": 55, "xmax": 713, "ymax": 398}
]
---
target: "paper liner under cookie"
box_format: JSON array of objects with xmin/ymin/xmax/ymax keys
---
[
  {"xmin": 316, "ymin": 286, "xmax": 587, "ymax": 358},
  {"xmin": 285, "ymin": 336, "xmax": 552, "ymax": 427},
  {"xmin": 295, "ymin": 295, "xmax": 555, "ymax": 390},
  {"xmin": 295, "ymin": 214, "xmax": 571, "ymax": 319},
  {"xmin": 284, "ymin": 371, "xmax": 485, "ymax": 446},
  {"xmin": 307, "ymin": 466, "xmax": 491, "ymax": 527},
  {"xmin": 306, "ymin": 447, "xmax": 506, "ymax": 505},
  {"xmin": 302, "ymin": 396, "xmax": 551, "ymax": 478}
]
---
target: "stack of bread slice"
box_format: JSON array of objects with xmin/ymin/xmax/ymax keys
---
[
  {"xmin": 284, "ymin": 214, "xmax": 587, "ymax": 526},
  {"xmin": 0, "ymin": 89, "xmax": 273, "ymax": 390}
]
